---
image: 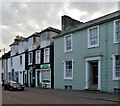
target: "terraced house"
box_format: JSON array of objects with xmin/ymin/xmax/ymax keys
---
[
  {"xmin": 2, "ymin": 27, "xmax": 61, "ymax": 89},
  {"xmin": 54, "ymin": 10, "xmax": 120, "ymax": 93},
  {"xmin": 26, "ymin": 27, "xmax": 61, "ymax": 88}
]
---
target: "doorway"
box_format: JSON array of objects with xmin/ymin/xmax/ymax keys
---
[
  {"xmin": 90, "ymin": 61, "xmax": 98, "ymax": 84},
  {"xmin": 85, "ymin": 56, "xmax": 101, "ymax": 90}
]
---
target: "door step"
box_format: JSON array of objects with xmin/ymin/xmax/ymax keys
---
[{"xmin": 84, "ymin": 84, "xmax": 100, "ymax": 93}]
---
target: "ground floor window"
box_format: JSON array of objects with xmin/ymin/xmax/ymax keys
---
[
  {"xmin": 64, "ymin": 59, "xmax": 73, "ymax": 79},
  {"xmin": 1, "ymin": 73, "xmax": 4, "ymax": 81},
  {"xmin": 41, "ymin": 70, "xmax": 50, "ymax": 83},
  {"xmin": 113, "ymin": 54, "xmax": 120, "ymax": 80},
  {"xmin": 15, "ymin": 72, "xmax": 19, "ymax": 82},
  {"xmin": 36, "ymin": 70, "xmax": 51, "ymax": 88}
]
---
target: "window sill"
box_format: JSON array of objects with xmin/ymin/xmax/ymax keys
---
[
  {"xmin": 64, "ymin": 78, "xmax": 73, "ymax": 80},
  {"xmin": 44, "ymin": 62, "xmax": 50, "ymax": 64},
  {"xmin": 113, "ymin": 78, "xmax": 120, "ymax": 80},
  {"xmin": 35, "ymin": 63, "xmax": 41, "ymax": 64},
  {"xmin": 28, "ymin": 63, "xmax": 33, "ymax": 65},
  {"xmin": 88, "ymin": 45, "xmax": 99, "ymax": 49},
  {"xmin": 113, "ymin": 41, "xmax": 120, "ymax": 44},
  {"xmin": 64, "ymin": 50, "xmax": 72, "ymax": 53}
]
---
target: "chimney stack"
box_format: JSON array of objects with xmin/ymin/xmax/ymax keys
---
[{"xmin": 62, "ymin": 15, "xmax": 83, "ymax": 31}]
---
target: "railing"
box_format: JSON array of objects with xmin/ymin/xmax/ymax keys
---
[{"xmin": 86, "ymin": 77, "xmax": 93, "ymax": 85}]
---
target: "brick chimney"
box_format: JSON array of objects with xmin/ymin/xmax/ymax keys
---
[
  {"xmin": 62, "ymin": 15, "xmax": 83, "ymax": 31},
  {"xmin": 14, "ymin": 35, "xmax": 20, "ymax": 42}
]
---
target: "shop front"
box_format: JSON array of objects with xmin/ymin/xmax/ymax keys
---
[{"xmin": 35, "ymin": 64, "xmax": 51, "ymax": 88}]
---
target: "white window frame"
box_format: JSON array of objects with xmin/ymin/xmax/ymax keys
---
[
  {"xmin": 113, "ymin": 19, "xmax": 120, "ymax": 44},
  {"xmin": 112, "ymin": 53, "xmax": 120, "ymax": 80},
  {"xmin": 44, "ymin": 48, "xmax": 50, "ymax": 63},
  {"xmin": 36, "ymin": 50, "xmax": 41, "ymax": 64},
  {"xmin": 28, "ymin": 52, "xmax": 33, "ymax": 65},
  {"xmin": 64, "ymin": 59, "xmax": 73, "ymax": 80},
  {"xmin": 64, "ymin": 34, "xmax": 72, "ymax": 53},
  {"xmin": 88, "ymin": 25, "xmax": 99, "ymax": 48}
]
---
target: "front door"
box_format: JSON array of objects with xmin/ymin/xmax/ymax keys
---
[
  {"xmin": 93, "ymin": 65, "xmax": 98, "ymax": 84},
  {"xmin": 37, "ymin": 71, "xmax": 40, "ymax": 87}
]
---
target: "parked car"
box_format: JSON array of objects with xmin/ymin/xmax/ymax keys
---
[{"xmin": 2, "ymin": 80, "xmax": 25, "ymax": 91}]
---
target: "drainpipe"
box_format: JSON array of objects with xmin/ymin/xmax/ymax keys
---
[{"xmin": 105, "ymin": 23, "xmax": 108, "ymax": 92}]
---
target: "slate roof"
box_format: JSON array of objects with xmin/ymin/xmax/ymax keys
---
[{"xmin": 53, "ymin": 10, "xmax": 120, "ymax": 38}]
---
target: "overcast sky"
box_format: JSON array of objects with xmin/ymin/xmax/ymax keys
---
[{"xmin": 0, "ymin": 1, "xmax": 119, "ymax": 56}]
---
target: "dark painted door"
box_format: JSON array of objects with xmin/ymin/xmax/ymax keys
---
[{"xmin": 93, "ymin": 66, "xmax": 98, "ymax": 84}]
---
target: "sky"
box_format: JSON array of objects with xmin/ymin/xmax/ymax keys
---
[{"xmin": 0, "ymin": 0, "xmax": 119, "ymax": 56}]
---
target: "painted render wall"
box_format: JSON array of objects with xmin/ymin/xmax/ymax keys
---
[
  {"xmin": 54, "ymin": 19, "xmax": 119, "ymax": 93},
  {"xmin": 10, "ymin": 54, "xmax": 25, "ymax": 84}
]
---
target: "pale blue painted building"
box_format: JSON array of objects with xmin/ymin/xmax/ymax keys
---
[{"xmin": 54, "ymin": 11, "xmax": 120, "ymax": 93}]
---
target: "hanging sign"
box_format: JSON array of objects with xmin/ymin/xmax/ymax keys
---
[
  {"xmin": 30, "ymin": 67, "xmax": 33, "ymax": 72},
  {"xmin": 40, "ymin": 64, "xmax": 50, "ymax": 69}
]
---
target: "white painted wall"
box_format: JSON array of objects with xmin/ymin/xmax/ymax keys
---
[
  {"xmin": 8, "ymin": 53, "xmax": 25, "ymax": 85},
  {"xmin": 18, "ymin": 41, "xmax": 28, "ymax": 54},
  {"xmin": 11, "ymin": 45, "xmax": 19, "ymax": 56}
]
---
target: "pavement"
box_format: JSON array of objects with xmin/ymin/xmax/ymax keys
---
[{"xmin": 27, "ymin": 87, "xmax": 120, "ymax": 102}]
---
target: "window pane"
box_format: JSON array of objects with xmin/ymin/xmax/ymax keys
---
[
  {"xmin": 65, "ymin": 60, "xmax": 72, "ymax": 78},
  {"xmin": 44, "ymin": 49, "xmax": 49, "ymax": 63},
  {"xmin": 65, "ymin": 35, "xmax": 72, "ymax": 51},
  {"xmin": 89, "ymin": 27, "xmax": 98, "ymax": 46},
  {"xmin": 41, "ymin": 70, "xmax": 50, "ymax": 82},
  {"xmin": 115, "ymin": 55, "xmax": 120, "ymax": 77},
  {"xmin": 116, "ymin": 20, "xmax": 120, "ymax": 41}
]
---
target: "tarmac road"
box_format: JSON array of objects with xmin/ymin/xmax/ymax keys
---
[{"xmin": 2, "ymin": 87, "xmax": 118, "ymax": 104}]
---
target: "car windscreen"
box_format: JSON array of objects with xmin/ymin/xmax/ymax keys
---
[{"xmin": 9, "ymin": 81, "xmax": 21, "ymax": 85}]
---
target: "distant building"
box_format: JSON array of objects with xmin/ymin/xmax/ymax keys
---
[
  {"xmin": 0, "ymin": 51, "xmax": 10, "ymax": 84},
  {"xmin": 2, "ymin": 27, "xmax": 61, "ymax": 89}
]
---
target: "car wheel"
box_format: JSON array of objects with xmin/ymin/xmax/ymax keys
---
[
  {"xmin": 10, "ymin": 87, "xmax": 13, "ymax": 91},
  {"xmin": 22, "ymin": 88, "xmax": 24, "ymax": 91}
]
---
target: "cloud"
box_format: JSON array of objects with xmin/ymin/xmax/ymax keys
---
[{"xmin": 0, "ymin": 2, "xmax": 118, "ymax": 55}]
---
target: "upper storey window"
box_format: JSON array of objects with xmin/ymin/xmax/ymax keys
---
[
  {"xmin": 88, "ymin": 26, "xmax": 99, "ymax": 48},
  {"xmin": 64, "ymin": 34, "xmax": 72, "ymax": 52},
  {"xmin": 114, "ymin": 19, "xmax": 120, "ymax": 43}
]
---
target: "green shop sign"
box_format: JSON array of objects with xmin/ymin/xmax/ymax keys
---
[
  {"xmin": 30, "ymin": 67, "xmax": 33, "ymax": 72},
  {"xmin": 40, "ymin": 64, "xmax": 50, "ymax": 69}
]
